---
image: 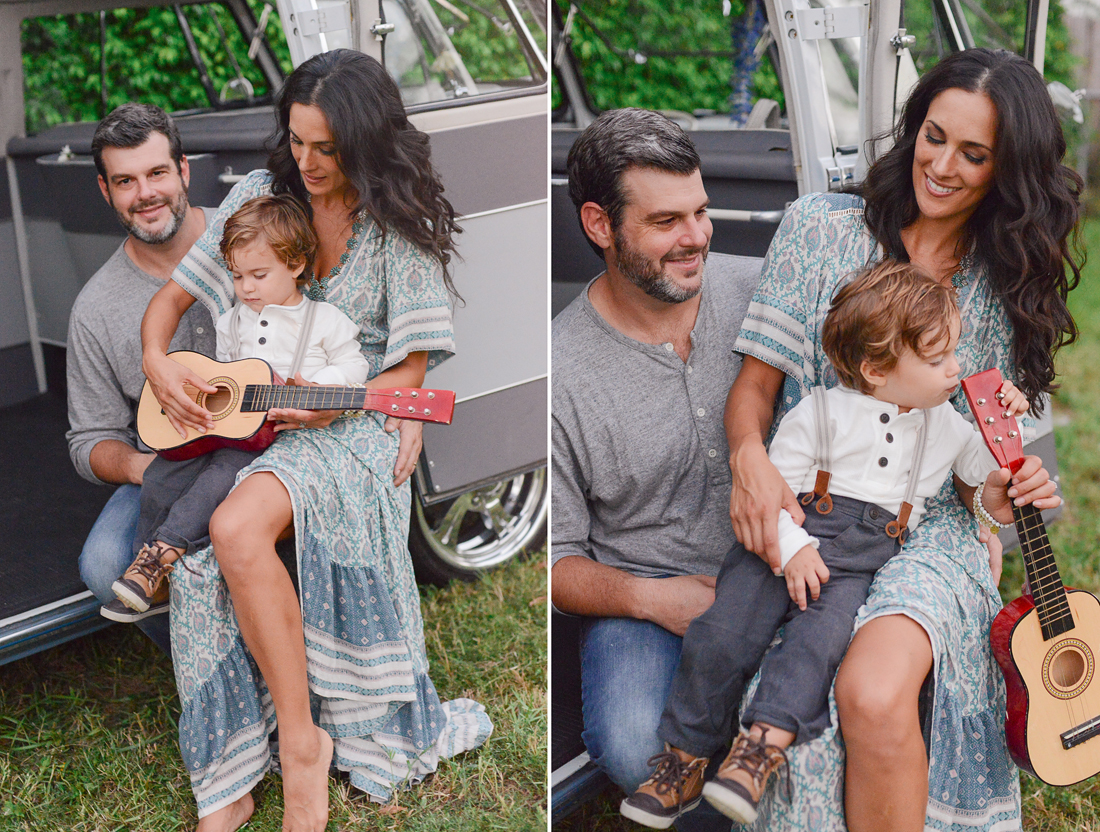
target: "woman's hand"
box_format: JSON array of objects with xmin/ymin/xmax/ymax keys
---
[
  {"xmin": 979, "ymin": 525, "xmax": 1003, "ymax": 586},
  {"xmin": 998, "ymin": 380, "xmax": 1029, "ymax": 417},
  {"xmin": 979, "ymin": 455, "xmax": 1061, "ymax": 525},
  {"xmin": 143, "ymin": 350, "xmax": 217, "ymax": 437},
  {"xmin": 268, "ymin": 373, "xmax": 343, "ymax": 432},
  {"xmin": 385, "ymin": 419, "xmax": 423, "ymax": 486},
  {"xmin": 141, "ymin": 279, "xmax": 206, "ymax": 437},
  {"xmin": 730, "ymin": 440, "xmax": 805, "ymax": 573}
]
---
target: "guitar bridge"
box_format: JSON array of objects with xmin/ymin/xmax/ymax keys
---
[{"xmin": 1062, "ymin": 714, "xmax": 1100, "ymax": 750}]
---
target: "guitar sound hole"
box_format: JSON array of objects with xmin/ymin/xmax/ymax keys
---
[
  {"xmin": 205, "ymin": 386, "xmax": 234, "ymax": 417},
  {"xmin": 1052, "ymin": 649, "xmax": 1086, "ymax": 689},
  {"xmin": 1043, "ymin": 638, "xmax": 1095, "ymax": 699}
]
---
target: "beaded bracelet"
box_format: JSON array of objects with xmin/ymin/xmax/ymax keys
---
[
  {"xmin": 342, "ymin": 383, "xmax": 368, "ymax": 419},
  {"xmin": 972, "ymin": 481, "xmax": 1002, "ymax": 534}
]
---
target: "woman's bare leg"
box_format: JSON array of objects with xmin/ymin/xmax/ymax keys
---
[
  {"xmin": 209, "ymin": 471, "xmax": 332, "ymax": 832},
  {"xmin": 835, "ymin": 614, "xmax": 933, "ymax": 832}
]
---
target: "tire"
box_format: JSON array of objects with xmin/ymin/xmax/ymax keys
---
[{"xmin": 409, "ymin": 467, "xmax": 548, "ymax": 585}]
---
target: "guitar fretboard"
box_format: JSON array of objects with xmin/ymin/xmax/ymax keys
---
[
  {"xmin": 242, "ymin": 385, "xmax": 372, "ymax": 412},
  {"xmin": 1015, "ymin": 501, "xmax": 1074, "ymax": 641}
]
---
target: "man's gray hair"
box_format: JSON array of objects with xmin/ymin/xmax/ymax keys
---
[
  {"xmin": 566, "ymin": 108, "xmax": 700, "ymax": 257},
  {"xmin": 92, "ymin": 103, "xmax": 184, "ymax": 180}
]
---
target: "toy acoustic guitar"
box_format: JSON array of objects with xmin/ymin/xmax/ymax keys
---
[
  {"xmin": 962, "ymin": 368, "xmax": 1100, "ymax": 786},
  {"xmin": 137, "ymin": 351, "xmax": 455, "ymax": 462}
]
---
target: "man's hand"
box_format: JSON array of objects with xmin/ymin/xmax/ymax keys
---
[
  {"xmin": 784, "ymin": 545, "xmax": 829, "ymax": 611},
  {"xmin": 636, "ymin": 574, "xmax": 717, "ymax": 637},
  {"xmin": 89, "ymin": 440, "xmax": 157, "ymax": 486},
  {"xmin": 385, "ymin": 418, "xmax": 423, "ymax": 486},
  {"xmin": 730, "ymin": 441, "xmax": 805, "ymax": 573}
]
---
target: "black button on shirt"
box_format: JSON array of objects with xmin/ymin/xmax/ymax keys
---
[
  {"xmin": 260, "ymin": 320, "xmax": 268, "ymax": 327},
  {"xmin": 886, "ymin": 433, "xmax": 894, "ymax": 443},
  {"xmin": 879, "ymin": 413, "xmax": 890, "ymax": 424},
  {"xmin": 878, "ymin": 457, "xmax": 888, "ymax": 467},
  {"xmin": 258, "ymin": 337, "xmax": 267, "ymax": 345}
]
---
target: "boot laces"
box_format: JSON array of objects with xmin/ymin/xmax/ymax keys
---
[
  {"xmin": 728, "ymin": 731, "xmax": 792, "ymax": 802},
  {"xmin": 642, "ymin": 750, "xmax": 703, "ymax": 798}
]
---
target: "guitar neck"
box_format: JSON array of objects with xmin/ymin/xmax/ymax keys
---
[
  {"xmin": 1015, "ymin": 501, "xmax": 1075, "ymax": 641},
  {"xmin": 239, "ymin": 384, "xmax": 453, "ymax": 424}
]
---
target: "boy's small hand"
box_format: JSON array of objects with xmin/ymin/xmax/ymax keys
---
[
  {"xmin": 785, "ymin": 546, "xmax": 830, "ymax": 611},
  {"xmin": 997, "ymin": 380, "xmax": 1029, "ymax": 417}
]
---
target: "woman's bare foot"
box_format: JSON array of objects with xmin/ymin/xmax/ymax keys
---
[
  {"xmin": 281, "ymin": 725, "xmax": 333, "ymax": 832},
  {"xmin": 195, "ymin": 792, "xmax": 254, "ymax": 832}
]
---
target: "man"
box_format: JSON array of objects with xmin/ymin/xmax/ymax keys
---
[
  {"xmin": 550, "ymin": 108, "xmax": 761, "ymax": 831},
  {"xmin": 67, "ymin": 103, "xmax": 215, "ymax": 650}
]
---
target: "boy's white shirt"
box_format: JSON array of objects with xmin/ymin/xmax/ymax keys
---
[
  {"xmin": 769, "ymin": 385, "xmax": 998, "ymax": 569},
  {"xmin": 215, "ymin": 296, "xmax": 370, "ymax": 386}
]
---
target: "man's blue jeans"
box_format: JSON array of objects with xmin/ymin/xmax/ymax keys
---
[
  {"xmin": 579, "ymin": 616, "xmax": 732, "ymax": 832},
  {"xmin": 78, "ymin": 484, "xmax": 171, "ymax": 655}
]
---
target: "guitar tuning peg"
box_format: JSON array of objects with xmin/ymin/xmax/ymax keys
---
[
  {"xmin": 411, "ymin": 391, "xmax": 418, "ymax": 398},
  {"xmin": 985, "ymin": 416, "xmax": 995, "ymax": 425},
  {"xmin": 424, "ymin": 408, "xmax": 431, "ymax": 416},
  {"xmin": 428, "ymin": 392, "xmax": 435, "ymax": 399},
  {"xmin": 394, "ymin": 391, "xmax": 402, "ymax": 397},
  {"xmin": 976, "ymin": 398, "xmax": 986, "ymax": 406},
  {"xmin": 1001, "ymin": 411, "xmax": 1011, "ymax": 419},
  {"xmin": 993, "ymin": 435, "xmax": 1003, "ymax": 443},
  {"xmin": 995, "ymin": 391, "xmax": 1005, "ymax": 401},
  {"xmin": 1008, "ymin": 430, "xmax": 1018, "ymax": 439}
]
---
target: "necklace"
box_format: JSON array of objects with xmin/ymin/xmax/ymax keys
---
[
  {"xmin": 306, "ymin": 215, "xmax": 364, "ymax": 301},
  {"xmin": 950, "ymin": 253, "xmax": 973, "ymax": 292}
]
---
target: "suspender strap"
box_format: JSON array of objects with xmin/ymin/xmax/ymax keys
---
[
  {"xmin": 886, "ymin": 412, "xmax": 929, "ymax": 544},
  {"xmin": 287, "ymin": 298, "xmax": 319, "ymax": 381},
  {"xmin": 799, "ymin": 386, "xmax": 834, "ymax": 515},
  {"xmin": 227, "ymin": 305, "xmax": 242, "ymax": 361},
  {"xmin": 797, "ymin": 388, "xmax": 930, "ymax": 542}
]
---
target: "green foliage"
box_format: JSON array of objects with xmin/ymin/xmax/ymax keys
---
[
  {"xmin": 440, "ymin": 0, "xmax": 548, "ymax": 84},
  {"xmin": 554, "ymin": 0, "xmax": 1075, "ymax": 130},
  {"xmin": 21, "ymin": 1, "xmax": 293, "ymax": 135},
  {"xmin": 556, "ymin": 0, "xmax": 781, "ymax": 116}
]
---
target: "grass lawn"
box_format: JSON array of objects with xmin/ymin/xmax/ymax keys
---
[
  {"xmin": 0, "ymin": 553, "xmax": 547, "ymax": 831},
  {"xmin": 555, "ymin": 217, "xmax": 1100, "ymax": 831}
]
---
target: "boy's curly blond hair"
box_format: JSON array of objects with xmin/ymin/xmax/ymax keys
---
[
  {"xmin": 219, "ymin": 194, "xmax": 318, "ymax": 286},
  {"xmin": 823, "ymin": 259, "xmax": 960, "ymax": 394}
]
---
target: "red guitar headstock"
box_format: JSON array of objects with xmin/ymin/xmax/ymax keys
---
[
  {"xmin": 370, "ymin": 388, "xmax": 456, "ymax": 425},
  {"xmin": 960, "ymin": 369, "xmax": 1024, "ymax": 474}
]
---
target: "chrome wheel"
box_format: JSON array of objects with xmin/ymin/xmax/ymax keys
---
[{"xmin": 409, "ymin": 468, "xmax": 547, "ymax": 584}]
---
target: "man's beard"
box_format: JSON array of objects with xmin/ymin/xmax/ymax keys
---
[
  {"xmin": 112, "ymin": 188, "xmax": 189, "ymax": 245},
  {"xmin": 614, "ymin": 229, "xmax": 707, "ymax": 304}
]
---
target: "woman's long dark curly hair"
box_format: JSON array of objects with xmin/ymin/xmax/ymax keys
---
[
  {"xmin": 267, "ymin": 49, "xmax": 460, "ymax": 296},
  {"xmin": 859, "ymin": 48, "xmax": 1083, "ymax": 411}
]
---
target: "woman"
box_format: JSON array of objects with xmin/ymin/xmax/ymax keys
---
[
  {"xmin": 726, "ymin": 49, "xmax": 1078, "ymax": 830},
  {"xmin": 140, "ymin": 51, "xmax": 489, "ymax": 832}
]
